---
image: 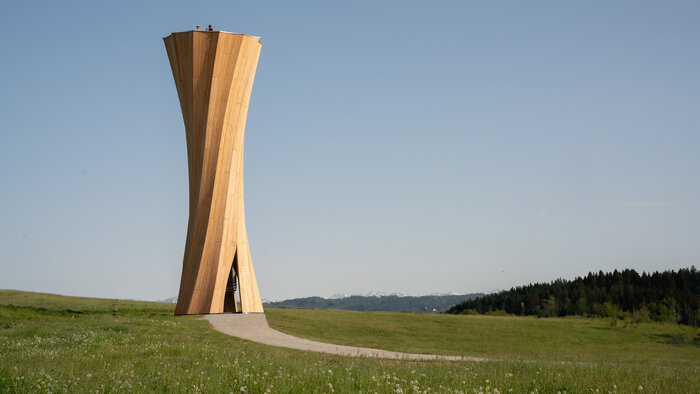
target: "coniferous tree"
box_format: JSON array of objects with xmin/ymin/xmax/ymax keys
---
[{"xmin": 445, "ymin": 267, "xmax": 700, "ymax": 326}]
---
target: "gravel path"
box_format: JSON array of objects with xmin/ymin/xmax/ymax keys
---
[{"xmin": 205, "ymin": 313, "xmax": 486, "ymax": 361}]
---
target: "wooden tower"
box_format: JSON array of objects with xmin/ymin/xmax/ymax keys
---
[{"xmin": 164, "ymin": 30, "xmax": 264, "ymax": 315}]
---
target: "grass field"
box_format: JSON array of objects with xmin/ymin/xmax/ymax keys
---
[
  {"xmin": 265, "ymin": 308, "xmax": 700, "ymax": 366},
  {"xmin": 1, "ymin": 290, "xmax": 699, "ymax": 393}
]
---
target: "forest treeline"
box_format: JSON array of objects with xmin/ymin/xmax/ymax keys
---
[{"xmin": 445, "ymin": 267, "xmax": 700, "ymax": 326}]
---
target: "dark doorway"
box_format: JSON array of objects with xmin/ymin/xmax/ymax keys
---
[{"xmin": 223, "ymin": 254, "xmax": 240, "ymax": 312}]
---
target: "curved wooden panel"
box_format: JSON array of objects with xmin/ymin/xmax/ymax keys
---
[{"xmin": 164, "ymin": 31, "xmax": 264, "ymax": 315}]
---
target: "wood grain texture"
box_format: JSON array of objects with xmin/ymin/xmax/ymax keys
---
[{"xmin": 164, "ymin": 31, "xmax": 264, "ymax": 315}]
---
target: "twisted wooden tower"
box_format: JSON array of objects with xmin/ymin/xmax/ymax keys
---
[{"xmin": 164, "ymin": 30, "xmax": 263, "ymax": 315}]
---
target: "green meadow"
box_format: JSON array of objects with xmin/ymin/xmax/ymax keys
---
[
  {"xmin": 1, "ymin": 290, "xmax": 699, "ymax": 393},
  {"xmin": 265, "ymin": 308, "xmax": 699, "ymax": 366}
]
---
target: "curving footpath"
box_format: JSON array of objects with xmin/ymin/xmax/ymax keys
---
[{"xmin": 205, "ymin": 313, "xmax": 486, "ymax": 362}]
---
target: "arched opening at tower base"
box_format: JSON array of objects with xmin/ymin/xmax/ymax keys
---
[{"xmin": 223, "ymin": 255, "xmax": 240, "ymax": 313}]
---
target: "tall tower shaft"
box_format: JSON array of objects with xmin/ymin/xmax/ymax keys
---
[{"xmin": 164, "ymin": 31, "xmax": 263, "ymax": 315}]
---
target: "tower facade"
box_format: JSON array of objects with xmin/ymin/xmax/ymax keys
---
[{"xmin": 164, "ymin": 31, "xmax": 263, "ymax": 315}]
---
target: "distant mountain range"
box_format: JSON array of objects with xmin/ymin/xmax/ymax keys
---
[
  {"xmin": 325, "ymin": 290, "xmax": 474, "ymax": 299},
  {"xmin": 263, "ymin": 293, "xmax": 484, "ymax": 313},
  {"xmin": 328, "ymin": 291, "xmax": 407, "ymax": 299}
]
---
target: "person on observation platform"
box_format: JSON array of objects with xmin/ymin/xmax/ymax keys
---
[
  {"xmin": 195, "ymin": 25, "xmax": 200, "ymax": 30},
  {"xmin": 207, "ymin": 25, "xmax": 214, "ymax": 31}
]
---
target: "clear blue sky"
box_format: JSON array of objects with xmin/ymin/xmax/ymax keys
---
[{"xmin": 1, "ymin": 1, "xmax": 698, "ymax": 301}]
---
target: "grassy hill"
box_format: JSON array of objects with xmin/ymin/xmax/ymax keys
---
[
  {"xmin": 0, "ymin": 289, "xmax": 173, "ymax": 312},
  {"xmin": 2, "ymin": 289, "xmax": 699, "ymax": 392}
]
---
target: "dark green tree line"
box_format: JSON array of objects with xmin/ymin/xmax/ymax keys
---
[{"xmin": 445, "ymin": 267, "xmax": 700, "ymax": 326}]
